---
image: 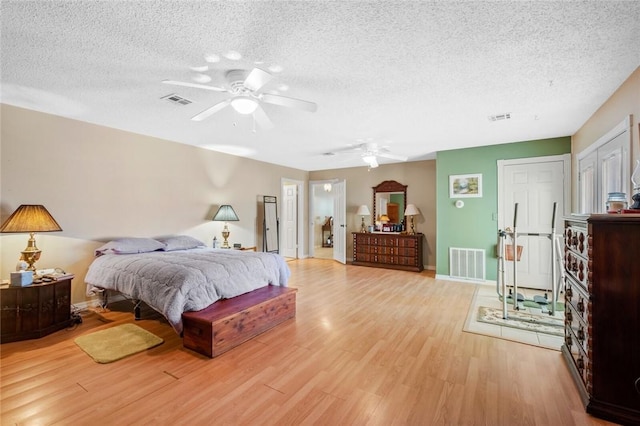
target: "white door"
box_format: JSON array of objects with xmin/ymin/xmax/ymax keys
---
[
  {"xmin": 282, "ymin": 184, "xmax": 297, "ymax": 258},
  {"xmin": 332, "ymin": 180, "xmax": 346, "ymax": 264},
  {"xmin": 498, "ymin": 155, "xmax": 570, "ymax": 291}
]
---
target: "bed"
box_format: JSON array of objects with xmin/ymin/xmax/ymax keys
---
[{"xmin": 85, "ymin": 236, "xmax": 291, "ymax": 336}]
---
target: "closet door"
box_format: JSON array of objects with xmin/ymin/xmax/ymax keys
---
[{"xmin": 578, "ymin": 116, "xmax": 631, "ymax": 213}]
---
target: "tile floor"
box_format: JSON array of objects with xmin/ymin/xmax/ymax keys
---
[{"xmin": 463, "ymin": 283, "xmax": 565, "ymax": 351}]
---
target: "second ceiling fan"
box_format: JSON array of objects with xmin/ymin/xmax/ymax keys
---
[
  {"xmin": 163, "ymin": 67, "xmax": 317, "ymax": 129},
  {"xmin": 327, "ymin": 142, "xmax": 408, "ymax": 168}
]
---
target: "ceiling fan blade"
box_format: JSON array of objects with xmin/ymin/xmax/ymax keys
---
[
  {"xmin": 162, "ymin": 80, "xmax": 227, "ymax": 92},
  {"xmin": 191, "ymin": 99, "xmax": 231, "ymax": 121},
  {"xmin": 243, "ymin": 68, "xmax": 272, "ymax": 92},
  {"xmin": 260, "ymin": 93, "xmax": 317, "ymax": 113},
  {"xmin": 253, "ymin": 105, "xmax": 274, "ymax": 130},
  {"xmin": 377, "ymin": 152, "xmax": 408, "ymax": 162}
]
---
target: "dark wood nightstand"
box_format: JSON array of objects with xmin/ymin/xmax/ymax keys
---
[{"xmin": 1, "ymin": 275, "xmax": 76, "ymax": 343}]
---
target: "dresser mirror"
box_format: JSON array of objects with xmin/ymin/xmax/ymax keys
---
[{"xmin": 372, "ymin": 180, "xmax": 407, "ymax": 229}]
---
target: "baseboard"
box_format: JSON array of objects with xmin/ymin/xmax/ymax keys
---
[{"xmin": 435, "ymin": 274, "xmax": 495, "ymax": 285}]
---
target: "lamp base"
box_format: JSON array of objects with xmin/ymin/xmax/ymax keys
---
[
  {"xmin": 631, "ymin": 192, "xmax": 640, "ymax": 210},
  {"xmin": 360, "ymin": 217, "xmax": 366, "ymax": 233},
  {"xmin": 21, "ymin": 233, "xmax": 42, "ymax": 271},
  {"xmin": 221, "ymin": 229, "xmax": 231, "ymax": 249}
]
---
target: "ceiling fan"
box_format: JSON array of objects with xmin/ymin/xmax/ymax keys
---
[
  {"xmin": 325, "ymin": 142, "xmax": 408, "ymax": 168},
  {"xmin": 163, "ymin": 68, "xmax": 317, "ymax": 129}
]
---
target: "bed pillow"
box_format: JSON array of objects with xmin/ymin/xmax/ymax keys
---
[
  {"xmin": 95, "ymin": 237, "xmax": 166, "ymax": 256},
  {"xmin": 156, "ymin": 235, "xmax": 206, "ymax": 251}
]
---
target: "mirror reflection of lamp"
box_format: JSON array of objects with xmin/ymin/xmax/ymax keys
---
[
  {"xmin": 378, "ymin": 214, "xmax": 390, "ymax": 231},
  {"xmin": 212, "ymin": 205, "xmax": 239, "ymax": 248},
  {"xmin": 404, "ymin": 204, "xmax": 420, "ymax": 235},
  {"xmin": 0, "ymin": 204, "xmax": 62, "ymax": 272},
  {"xmin": 356, "ymin": 205, "xmax": 370, "ymax": 233}
]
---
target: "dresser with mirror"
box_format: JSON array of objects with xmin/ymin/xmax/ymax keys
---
[{"xmin": 352, "ymin": 180, "xmax": 423, "ymax": 272}]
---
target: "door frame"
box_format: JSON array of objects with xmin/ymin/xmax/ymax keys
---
[
  {"xmin": 308, "ymin": 179, "xmax": 337, "ymax": 258},
  {"xmin": 280, "ymin": 178, "xmax": 304, "ymax": 259}
]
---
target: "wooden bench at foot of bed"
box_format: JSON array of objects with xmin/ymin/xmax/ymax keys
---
[{"xmin": 182, "ymin": 285, "xmax": 297, "ymax": 358}]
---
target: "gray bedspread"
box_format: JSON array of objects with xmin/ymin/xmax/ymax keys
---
[{"xmin": 85, "ymin": 248, "xmax": 290, "ymax": 333}]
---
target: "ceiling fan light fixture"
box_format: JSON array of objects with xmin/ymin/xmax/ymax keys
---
[
  {"xmin": 363, "ymin": 154, "xmax": 378, "ymax": 168},
  {"xmin": 231, "ymin": 97, "xmax": 258, "ymax": 114}
]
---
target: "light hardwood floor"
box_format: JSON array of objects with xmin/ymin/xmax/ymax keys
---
[{"xmin": 1, "ymin": 259, "xmax": 614, "ymax": 425}]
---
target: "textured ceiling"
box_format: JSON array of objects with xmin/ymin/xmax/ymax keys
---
[{"xmin": 1, "ymin": 1, "xmax": 639, "ymax": 171}]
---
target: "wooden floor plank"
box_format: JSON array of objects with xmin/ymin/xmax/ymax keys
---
[{"xmin": 1, "ymin": 259, "xmax": 615, "ymax": 425}]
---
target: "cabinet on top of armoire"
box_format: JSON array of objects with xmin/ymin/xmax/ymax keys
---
[{"xmin": 562, "ymin": 214, "xmax": 640, "ymax": 425}]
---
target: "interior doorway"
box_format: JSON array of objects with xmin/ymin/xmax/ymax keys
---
[{"xmin": 309, "ymin": 180, "xmax": 335, "ymax": 259}]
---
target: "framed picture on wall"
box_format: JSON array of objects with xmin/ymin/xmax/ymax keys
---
[{"xmin": 449, "ymin": 173, "xmax": 482, "ymax": 198}]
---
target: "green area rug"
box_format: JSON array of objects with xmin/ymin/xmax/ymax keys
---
[
  {"xmin": 75, "ymin": 323, "xmax": 163, "ymax": 363},
  {"xmin": 477, "ymin": 306, "xmax": 564, "ymax": 337}
]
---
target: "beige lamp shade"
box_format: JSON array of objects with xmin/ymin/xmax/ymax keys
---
[
  {"xmin": 404, "ymin": 204, "xmax": 420, "ymax": 216},
  {"xmin": 379, "ymin": 214, "xmax": 390, "ymax": 222},
  {"xmin": 356, "ymin": 205, "xmax": 370, "ymax": 216}
]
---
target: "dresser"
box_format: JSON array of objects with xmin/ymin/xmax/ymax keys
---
[
  {"xmin": 1, "ymin": 276, "xmax": 75, "ymax": 343},
  {"xmin": 562, "ymin": 214, "xmax": 640, "ymax": 424},
  {"xmin": 352, "ymin": 232, "xmax": 423, "ymax": 272}
]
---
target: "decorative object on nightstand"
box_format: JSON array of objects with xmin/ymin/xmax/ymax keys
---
[
  {"xmin": 356, "ymin": 205, "xmax": 370, "ymax": 233},
  {"xmin": 212, "ymin": 204, "xmax": 239, "ymax": 249},
  {"xmin": 404, "ymin": 204, "xmax": 420, "ymax": 235},
  {"xmin": 0, "ymin": 204, "xmax": 62, "ymax": 272}
]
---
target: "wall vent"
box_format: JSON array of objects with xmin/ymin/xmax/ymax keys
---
[
  {"xmin": 488, "ymin": 112, "xmax": 511, "ymax": 122},
  {"xmin": 161, "ymin": 93, "xmax": 192, "ymax": 106},
  {"xmin": 449, "ymin": 247, "xmax": 485, "ymax": 281}
]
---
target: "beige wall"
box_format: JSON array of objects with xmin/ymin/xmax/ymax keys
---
[
  {"xmin": 309, "ymin": 160, "xmax": 437, "ymax": 270},
  {"xmin": 571, "ymin": 66, "xmax": 640, "ymax": 210},
  {"xmin": 0, "ymin": 104, "xmax": 308, "ymax": 304}
]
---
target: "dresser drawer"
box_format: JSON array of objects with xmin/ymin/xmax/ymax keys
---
[
  {"xmin": 565, "ymin": 329, "xmax": 589, "ymax": 388},
  {"xmin": 565, "ymin": 278, "xmax": 589, "ymax": 324},
  {"xmin": 566, "ymin": 303, "xmax": 589, "ymax": 354},
  {"xmin": 565, "ymin": 223, "xmax": 589, "ymax": 257},
  {"xmin": 564, "ymin": 250, "xmax": 588, "ymax": 290}
]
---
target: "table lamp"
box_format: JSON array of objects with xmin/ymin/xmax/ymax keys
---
[
  {"xmin": 0, "ymin": 204, "xmax": 62, "ymax": 271},
  {"xmin": 356, "ymin": 205, "xmax": 370, "ymax": 232},
  {"xmin": 212, "ymin": 205, "xmax": 239, "ymax": 248},
  {"xmin": 404, "ymin": 204, "xmax": 420, "ymax": 235}
]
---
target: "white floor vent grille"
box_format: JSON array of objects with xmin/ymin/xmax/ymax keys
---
[{"xmin": 449, "ymin": 247, "xmax": 485, "ymax": 281}]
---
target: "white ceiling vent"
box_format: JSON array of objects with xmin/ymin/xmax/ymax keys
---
[
  {"xmin": 161, "ymin": 94, "xmax": 192, "ymax": 106},
  {"xmin": 488, "ymin": 113, "xmax": 511, "ymax": 122}
]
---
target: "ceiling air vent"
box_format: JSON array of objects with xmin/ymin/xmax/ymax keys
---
[
  {"xmin": 161, "ymin": 93, "xmax": 192, "ymax": 106},
  {"xmin": 488, "ymin": 112, "xmax": 511, "ymax": 122}
]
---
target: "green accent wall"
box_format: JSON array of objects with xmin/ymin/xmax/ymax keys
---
[{"xmin": 436, "ymin": 137, "xmax": 571, "ymax": 280}]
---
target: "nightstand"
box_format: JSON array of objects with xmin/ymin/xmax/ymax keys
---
[{"xmin": 0, "ymin": 275, "xmax": 76, "ymax": 343}]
